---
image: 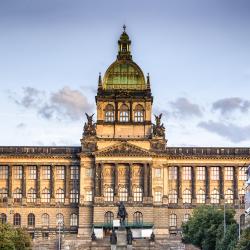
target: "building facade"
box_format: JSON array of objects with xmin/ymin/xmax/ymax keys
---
[{"xmin": 0, "ymin": 28, "xmax": 249, "ymax": 243}]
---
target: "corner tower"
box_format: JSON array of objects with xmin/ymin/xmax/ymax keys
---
[{"xmin": 96, "ymin": 26, "xmax": 153, "ymax": 139}]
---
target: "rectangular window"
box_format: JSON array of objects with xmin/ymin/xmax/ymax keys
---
[
  {"xmin": 0, "ymin": 166, "xmax": 8, "ymax": 179},
  {"xmin": 42, "ymin": 166, "xmax": 50, "ymax": 180},
  {"xmin": 169, "ymin": 167, "xmax": 177, "ymax": 180},
  {"xmin": 182, "ymin": 167, "xmax": 191, "ymax": 180},
  {"xmin": 239, "ymin": 167, "xmax": 247, "ymax": 181},
  {"xmin": 13, "ymin": 166, "xmax": 22, "ymax": 179},
  {"xmin": 56, "ymin": 166, "xmax": 65, "ymax": 180},
  {"xmin": 71, "ymin": 166, "xmax": 79, "ymax": 180},
  {"xmin": 197, "ymin": 167, "xmax": 205, "ymax": 180},
  {"xmin": 154, "ymin": 168, "xmax": 161, "ymax": 178},
  {"xmin": 225, "ymin": 167, "xmax": 234, "ymax": 180},
  {"xmin": 85, "ymin": 190, "xmax": 93, "ymax": 201},
  {"xmin": 211, "ymin": 167, "xmax": 219, "ymax": 180},
  {"xmin": 28, "ymin": 166, "xmax": 36, "ymax": 180},
  {"xmin": 154, "ymin": 191, "xmax": 162, "ymax": 202}
]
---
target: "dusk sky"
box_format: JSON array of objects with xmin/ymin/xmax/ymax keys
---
[{"xmin": 0, "ymin": 0, "xmax": 250, "ymax": 147}]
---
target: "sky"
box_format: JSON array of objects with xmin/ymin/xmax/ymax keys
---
[{"xmin": 0, "ymin": 0, "xmax": 250, "ymax": 147}]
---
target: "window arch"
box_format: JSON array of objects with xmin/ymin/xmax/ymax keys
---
[
  {"xmin": 0, "ymin": 213, "xmax": 7, "ymax": 224},
  {"xmin": 41, "ymin": 188, "xmax": 50, "ymax": 203},
  {"xmin": 225, "ymin": 189, "xmax": 233, "ymax": 204},
  {"xmin": 27, "ymin": 188, "xmax": 36, "ymax": 203},
  {"xmin": 169, "ymin": 214, "xmax": 177, "ymax": 227},
  {"xmin": 211, "ymin": 189, "xmax": 220, "ymax": 204},
  {"xmin": 104, "ymin": 187, "xmax": 114, "ymax": 202},
  {"xmin": 133, "ymin": 211, "xmax": 143, "ymax": 225},
  {"xmin": 0, "ymin": 188, "xmax": 8, "ymax": 202},
  {"xmin": 183, "ymin": 189, "xmax": 192, "ymax": 204},
  {"xmin": 197, "ymin": 189, "xmax": 205, "ymax": 204},
  {"xmin": 239, "ymin": 188, "xmax": 245, "ymax": 204},
  {"xmin": 119, "ymin": 104, "xmax": 129, "ymax": 122},
  {"xmin": 134, "ymin": 104, "xmax": 144, "ymax": 122},
  {"xmin": 56, "ymin": 188, "xmax": 65, "ymax": 203},
  {"xmin": 41, "ymin": 213, "xmax": 49, "ymax": 227},
  {"xmin": 13, "ymin": 213, "xmax": 21, "ymax": 226},
  {"xmin": 169, "ymin": 190, "xmax": 177, "ymax": 204},
  {"xmin": 56, "ymin": 213, "xmax": 64, "ymax": 227},
  {"xmin": 105, "ymin": 104, "xmax": 115, "ymax": 122},
  {"xmin": 119, "ymin": 187, "xmax": 128, "ymax": 202},
  {"xmin": 28, "ymin": 213, "xmax": 35, "ymax": 227},
  {"xmin": 70, "ymin": 189, "xmax": 79, "ymax": 203},
  {"xmin": 240, "ymin": 214, "xmax": 245, "ymax": 228},
  {"xmin": 134, "ymin": 186, "xmax": 143, "ymax": 202},
  {"xmin": 70, "ymin": 213, "xmax": 78, "ymax": 227},
  {"xmin": 13, "ymin": 188, "xmax": 22, "ymax": 203},
  {"xmin": 154, "ymin": 189, "xmax": 162, "ymax": 202},
  {"xmin": 104, "ymin": 211, "xmax": 114, "ymax": 225}
]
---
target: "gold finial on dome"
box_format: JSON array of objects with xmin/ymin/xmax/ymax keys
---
[
  {"xmin": 123, "ymin": 24, "xmax": 126, "ymax": 32},
  {"xmin": 117, "ymin": 25, "xmax": 132, "ymax": 60}
]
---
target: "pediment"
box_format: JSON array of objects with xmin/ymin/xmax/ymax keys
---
[{"xmin": 95, "ymin": 142, "xmax": 153, "ymax": 157}]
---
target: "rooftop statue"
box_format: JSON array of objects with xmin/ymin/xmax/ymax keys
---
[
  {"xmin": 83, "ymin": 113, "xmax": 96, "ymax": 136},
  {"xmin": 152, "ymin": 113, "xmax": 165, "ymax": 137}
]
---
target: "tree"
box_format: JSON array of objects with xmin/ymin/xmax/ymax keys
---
[
  {"xmin": 235, "ymin": 227, "xmax": 250, "ymax": 250},
  {"xmin": 0, "ymin": 223, "xmax": 31, "ymax": 250},
  {"xmin": 182, "ymin": 205, "xmax": 238, "ymax": 250}
]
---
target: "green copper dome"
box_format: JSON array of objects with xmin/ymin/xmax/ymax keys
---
[{"xmin": 102, "ymin": 27, "xmax": 146, "ymax": 91}]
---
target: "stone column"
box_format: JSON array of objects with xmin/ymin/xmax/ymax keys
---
[
  {"xmin": 8, "ymin": 165, "xmax": 12, "ymax": 198},
  {"xmin": 22, "ymin": 165, "xmax": 26, "ymax": 198},
  {"xmin": 143, "ymin": 163, "xmax": 148, "ymax": 197},
  {"xmin": 148, "ymin": 164, "xmax": 152, "ymax": 196},
  {"xmin": 191, "ymin": 166, "xmax": 196, "ymax": 199},
  {"xmin": 94, "ymin": 163, "xmax": 100, "ymax": 196},
  {"xmin": 177, "ymin": 166, "xmax": 182, "ymax": 199},
  {"xmin": 233, "ymin": 166, "xmax": 238, "ymax": 199},
  {"xmin": 64, "ymin": 166, "xmax": 70, "ymax": 199},
  {"xmin": 36, "ymin": 165, "xmax": 40, "ymax": 198},
  {"xmin": 100, "ymin": 163, "xmax": 104, "ymax": 196},
  {"xmin": 219, "ymin": 166, "xmax": 224, "ymax": 199},
  {"xmin": 128, "ymin": 163, "xmax": 132, "ymax": 197},
  {"xmin": 50, "ymin": 165, "xmax": 55, "ymax": 198},
  {"xmin": 205, "ymin": 166, "xmax": 210, "ymax": 200},
  {"xmin": 114, "ymin": 164, "xmax": 119, "ymax": 196}
]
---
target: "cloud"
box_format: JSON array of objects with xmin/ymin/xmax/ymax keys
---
[
  {"xmin": 212, "ymin": 97, "xmax": 250, "ymax": 115},
  {"xmin": 198, "ymin": 120, "xmax": 250, "ymax": 143},
  {"xmin": 16, "ymin": 123, "xmax": 26, "ymax": 129},
  {"xmin": 12, "ymin": 86, "xmax": 93, "ymax": 121},
  {"xmin": 170, "ymin": 97, "xmax": 202, "ymax": 118}
]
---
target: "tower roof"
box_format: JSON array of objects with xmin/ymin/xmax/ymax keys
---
[{"xmin": 102, "ymin": 26, "xmax": 146, "ymax": 91}]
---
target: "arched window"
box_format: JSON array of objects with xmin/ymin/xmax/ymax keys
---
[
  {"xmin": 104, "ymin": 187, "xmax": 114, "ymax": 202},
  {"xmin": 119, "ymin": 104, "xmax": 129, "ymax": 122},
  {"xmin": 183, "ymin": 214, "xmax": 190, "ymax": 223},
  {"xmin": 28, "ymin": 213, "xmax": 35, "ymax": 227},
  {"xmin": 133, "ymin": 212, "xmax": 143, "ymax": 225},
  {"xmin": 183, "ymin": 189, "xmax": 192, "ymax": 204},
  {"xmin": 13, "ymin": 188, "xmax": 22, "ymax": 203},
  {"xmin": 85, "ymin": 190, "xmax": 93, "ymax": 202},
  {"xmin": 0, "ymin": 188, "xmax": 8, "ymax": 202},
  {"xmin": 169, "ymin": 190, "xmax": 177, "ymax": 204},
  {"xmin": 240, "ymin": 214, "xmax": 245, "ymax": 228},
  {"xmin": 169, "ymin": 214, "xmax": 177, "ymax": 227},
  {"xmin": 104, "ymin": 211, "xmax": 114, "ymax": 225},
  {"xmin": 70, "ymin": 214, "xmax": 78, "ymax": 227},
  {"xmin": 134, "ymin": 104, "xmax": 144, "ymax": 122},
  {"xmin": 41, "ymin": 213, "xmax": 49, "ymax": 227},
  {"xmin": 56, "ymin": 188, "xmax": 65, "ymax": 203},
  {"xmin": 239, "ymin": 188, "xmax": 245, "ymax": 204},
  {"xmin": 56, "ymin": 213, "xmax": 64, "ymax": 227},
  {"xmin": 119, "ymin": 187, "xmax": 128, "ymax": 202},
  {"xmin": 105, "ymin": 104, "xmax": 115, "ymax": 122},
  {"xmin": 197, "ymin": 189, "xmax": 205, "ymax": 204},
  {"xmin": 225, "ymin": 189, "xmax": 234, "ymax": 204},
  {"xmin": 154, "ymin": 190, "xmax": 162, "ymax": 202},
  {"xmin": 211, "ymin": 189, "xmax": 220, "ymax": 204},
  {"xmin": 27, "ymin": 188, "xmax": 36, "ymax": 203},
  {"xmin": 13, "ymin": 213, "xmax": 21, "ymax": 226},
  {"xmin": 41, "ymin": 188, "xmax": 50, "ymax": 203},
  {"xmin": 134, "ymin": 187, "xmax": 143, "ymax": 202},
  {"xmin": 70, "ymin": 189, "xmax": 79, "ymax": 203},
  {"xmin": 0, "ymin": 213, "xmax": 7, "ymax": 224}
]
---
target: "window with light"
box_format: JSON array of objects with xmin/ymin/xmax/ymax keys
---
[
  {"xmin": 119, "ymin": 187, "xmax": 128, "ymax": 201},
  {"xmin": 196, "ymin": 189, "xmax": 205, "ymax": 204},
  {"xmin": 104, "ymin": 187, "xmax": 114, "ymax": 202},
  {"xmin": 133, "ymin": 187, "xmax": 143, "ymax": 202},
  {"xmin": 41, "ymin": 188, "xmax": 50, "ymax": 203},
  {"xmin": 197, "ymin": 167, "xmax": 205, "ymax": 180},
  {"xmin": 119, "ymin": 104, "xmax": 129, "ymax": 122},
  {"xmin": 56, "ymin": 188, "xmax": 65, "ymax": 203},
  {"xmin": 183, "ymin": 189, "xmax": 192, "ymax": 204},
  {"xmin": 168, "ymin": 190, "xmax": 177, "ymax": 204},
  {"xmin": 105, "ymin": 104, "xmax": 115, "ymax": 122},
  {"xmin": 0, "ymin": 166, "xmax": 8, "ymax": 179},
  {"xmin": 211, "ymin": 189, "xmax": 220, "ymax": 204},
  {"xmin": 183, "ymin": 167, "xmax": 191, "ymax": 180}
]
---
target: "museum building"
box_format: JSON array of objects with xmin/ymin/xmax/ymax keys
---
[{"xmin": 0, "ymin": 27, "xmax": 249, "ymax": 242}]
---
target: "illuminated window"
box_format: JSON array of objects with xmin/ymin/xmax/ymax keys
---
[
  {"xmin": 27, "ymin": 188, "xmax": 36, "ymax": 203},
  {"xmin": 169, "ymin": 214, "xmax": 177, "ymax": 227},
  {"xmin": 41, "ymin": 188, "xmax": 50, "ymax": 203},
  {"xmin": 56, "ymin": 188, "xmax": 65, "ymax": 203},
  {"xmin": 13, "ymin": 166, "xmax": 22, "ymax": 179},
  {"xmin": 211, "ymin": 167, "xmax": 219, "ymax": 180},
  {"xmin": 134, "ymin": 187, "xmax": 143, "ymax": 202},
  {"xmin": 196, "ymin": 189, "xmax": 205, "ymax": 204},
  {"xmin": 183, "ymin": 167, "xmax": 191, "ymax": 180},
  {"xmin": 85, "ymin": 190, "xmax": 93, "ymax": 201},
  {"xmin": 42, "ymin": 166, "xmax": 50, "ymax": 180},
  {"xmin": 104, "ymin": 187, "xmax": 114, "ymax": 202},
  {"xmin": 70, "ymin": 189, "xmax": 79, "ymax": 203},
  {"xmin": 225, "ymin": 189, "xmax": 233, "ymax": 204},
  {"xmin": 197, "ymin": 167, "xmax": 205, "ymax": 180},
  {"xmin": 105, "ymin": 104, "xmax": 115, "ymax": 122},
  {"xmin": 13, "ymin": 188, "xmax": 22, "ymax": 203},
  {"xmin": 71, "ymin": 166, "xmax": 79, "ymax": 180},
  {"xmin": 134, "ymin": 105, "xmax": 144, "ymax": 122},
  {"xmin": 154, "ymin": 191, "xmax": 162, "ymax": 202},
  {"xmin": 169, "ymin": 190, "xmax": 177, "ymax": 204},
  {"xmin": 239, "ymin": 167, "xmax": 247, "ymax": 180},
  {"xmin": 56, "ymin": 166, "xmax": 65, "ymax": 180},
  {"xmin": 28, "ymin": 166, "xmax": 36, "ymax": 180},
  {"xmin": 183, "ymin": 189, "xmax": 192, "ymax": 204},
  {"xmin": 70, "ymin": 214, "xmax": 78, "ymax": 227},
  {"xmin": 119, "ymin": 187, "xmax": 128, "ymax": 201},
  {"xmin": 0, "ymin": 166, "xmax": 8, "ymax": 179},
  {"xmin": 211, "ymin": 189, "xmax": 220, "ymax": 204},
  {"xmin": 225, "ymin": 167, "xmax": 233, "ymax": 180},
  {"xmin": 119, "ymin": 104, "xmax": 129, "ymax": 122},
  {"xmin": 169, "ymin": 167, "xmax": 177, "ymax": 180}
]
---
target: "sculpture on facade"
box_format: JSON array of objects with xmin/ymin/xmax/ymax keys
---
[
  {"xmin": 91, "ymin": 231, "xmax": 97, "ymax": 241},
  {"xmin": 83, "ymin": 113, "xmax": 96, "ymax": 136},
  {"xmin": 150, "ymin": 231, "xmax": 155, "ymax": 242},
  {"xmin": 127, "ymin": 228, "xmax": 133, "ymax": 245},
  {"xmin": 110, "ymin": 229, "xmax": 117, "ymax": 244},
  {"xmin": 117, "ymin": 202, "xmax": 128, "ymax": 227},
  {"xmin": 152, "ymin": 113, "xmax": 165, "ymax": 137}
]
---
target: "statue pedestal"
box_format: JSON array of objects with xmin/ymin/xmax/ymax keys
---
[{"xmin": 116, "ymin": 228, "xmax": 127, "ymax": 250}]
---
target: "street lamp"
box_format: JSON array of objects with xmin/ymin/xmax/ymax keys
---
[{"xmin": 57, "ymin": 218, "xmax": 63, "ymax": 250}]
